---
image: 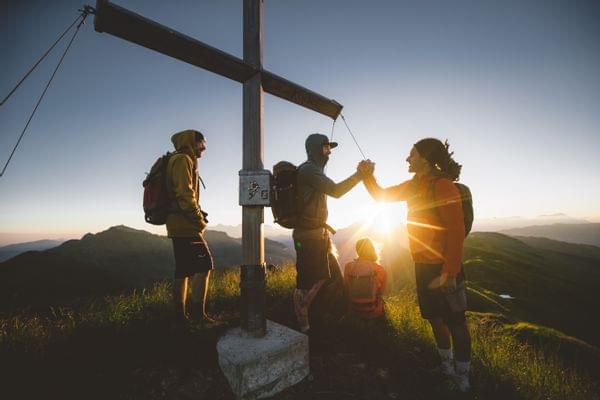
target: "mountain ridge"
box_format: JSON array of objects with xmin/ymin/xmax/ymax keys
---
[
  {"xmin": 0, "ymin": 225, "xmax": 293, "ymax": 312},
  {"xmin": 0, "ymin": 239, "xmax": 64, "ymax": 262},
  {"xmin": 500, "ymin": 222, "xmax": 600, "ymax": 247}
]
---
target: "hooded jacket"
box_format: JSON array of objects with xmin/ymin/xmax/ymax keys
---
[
  {"xmin": 296, "ymin": 134, "xmax": 361, "ymax": 229},
  {"xmin": 165, "ymin": 130, "xmax": 207, "ymax": 238}
]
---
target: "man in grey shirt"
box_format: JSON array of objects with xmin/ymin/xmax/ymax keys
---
[{"xmin": 293, "ymin": 133, "xmax": 364, "ymax": 333}]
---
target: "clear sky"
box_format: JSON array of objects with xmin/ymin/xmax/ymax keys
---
[{"xmin": 1, "ymin": 0, "xmax": 599, "ymax": 244}]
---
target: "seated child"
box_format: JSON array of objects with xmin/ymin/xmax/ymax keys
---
[{"xmin": 344, "ymin": 238, "xmax": 387, "ymax": 319}]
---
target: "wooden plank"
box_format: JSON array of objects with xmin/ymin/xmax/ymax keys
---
[
  {"xmin": 262, "ymin": 71, "xmax": 343, "ymax": 119},
  {"xmin": 94, "ymin": 0, "xmax": 253, "ymax": 83},
  {"xmin": 93, "ymin": 0, "xmax": 343, "ymax": 119},
  {"xmin": 241, "ymin": 0, "xmax": 266, "ymax": 338}
]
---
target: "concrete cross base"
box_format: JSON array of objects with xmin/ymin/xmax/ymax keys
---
[{"xmin": 217, "ymin": 320, "xmax": 309, "ymax": 399}]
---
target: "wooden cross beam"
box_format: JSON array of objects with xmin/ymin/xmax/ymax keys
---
[
  {"xmin": 93, "ymin": 0, "xmax": 343, "ymax": 119},
  {"xmin": 93, "ymin": 0, "xmax": 342, "ymax": 337}
]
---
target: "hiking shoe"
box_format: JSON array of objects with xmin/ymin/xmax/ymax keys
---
[
  {"xmin": 441, "ymin": 360, "xmax": 455, "ymax": 377},
  {"xmin": 174, "ymin": 311, "xmax": 191, "ymax": 324},
  {"xmin": 424, "ymin": 363, "xmax": 454, "ymax": 378},
  {"xmin": 452, "ymin": 371, "xmax": 471, "ymax": 393},
  {"xmin": 198, "ymin": 314, "xmax": 224, "ymax": 326}
]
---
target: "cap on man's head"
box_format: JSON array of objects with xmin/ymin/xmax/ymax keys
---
[
  {"xmin": 305, "ymin": 133, "xmax": 338, "ymax": 151},
  {"xmin": 325, "ymin": 139, "xmax": 338, "ymax": 149}
]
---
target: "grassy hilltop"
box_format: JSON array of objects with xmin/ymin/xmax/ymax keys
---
[{"xmin": 1, "ymin": 230, "xmax": 599, "ymax": 399}]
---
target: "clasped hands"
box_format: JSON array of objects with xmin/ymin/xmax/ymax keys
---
[{"xmin": 357, "ymin": 159, "xmax": 375, "ymax": 178}]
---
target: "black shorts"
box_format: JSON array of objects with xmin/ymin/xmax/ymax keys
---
[
  {"xmin": 171, "ymin": 236, "xmax": 214, "ymax": 278},
  {"xmin": 293, "ymin": 228, "xmax": 334, "ymax": 290},
  {"xmin": 415, "ymin": 263, "xmax": 467, "ymax": 326}
]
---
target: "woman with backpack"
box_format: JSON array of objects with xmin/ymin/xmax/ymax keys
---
[
  {"xmin": 344, "ymin": 238, "xmax": 387, "ymax": 320},
  {"xmin": 358, "ymin": 138, "xmax": 472, "ymax": 392}
]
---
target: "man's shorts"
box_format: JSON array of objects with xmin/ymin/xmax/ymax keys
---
[
  {"xmin": 414, "ymin": 263, "xmax": 467, "ymax": 326},
  {"xmin": 293, "ymin": 228, "xmax": 333, "ymax": 290},
  {"xmin": 171, "ymin": 236, "xmax": 214, "ymax": 278}
]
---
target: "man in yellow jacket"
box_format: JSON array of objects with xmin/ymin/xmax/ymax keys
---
[{"xmin": 166, "ymin": 129, "xmax": 213, "ymax": 322}]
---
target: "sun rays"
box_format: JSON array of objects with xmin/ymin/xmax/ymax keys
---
[{"xmin": 335, "ymin": 204, "xmax": 405, "ymax": 262}]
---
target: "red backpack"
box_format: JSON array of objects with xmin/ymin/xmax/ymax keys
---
[{"xmin": 142, "ymin": 152, "xmax": 174, "ymax": 225}]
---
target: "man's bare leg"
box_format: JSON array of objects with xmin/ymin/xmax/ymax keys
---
[
  {"xmin": 173, "ymin": 277, "xmax": 189, "ymax": 320},
  {"xmin": 294, "ymin": 279, "xmax": 326, "ymax": 332},
  {"xmin": 190, "ymin": 271, "xmax": 211, "ymax": 322}
]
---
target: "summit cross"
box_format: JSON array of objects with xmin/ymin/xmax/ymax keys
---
[{"xmin": 93, "ymin": 0, "xmax": 343, "ymax": 337}]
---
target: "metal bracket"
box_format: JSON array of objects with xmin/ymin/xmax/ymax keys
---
[{"xmin": 239, "ymin": 169, "xmax": 271, "ymax": 206}]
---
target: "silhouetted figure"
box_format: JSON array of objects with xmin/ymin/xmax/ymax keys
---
[
  {"xmin": 359, "ymin": 138, "xmax": 472, "ymax": 392},
  {"xmin": 293, "ymin": 133, "xmax": 364, "ymax": 333}
]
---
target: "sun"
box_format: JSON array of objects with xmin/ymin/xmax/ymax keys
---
[
  {"xmin": 361, "ymin": 203, "xmax": 406, "ymax": 237},
  {"xmin": 371, "ymin": 204, "xmax": 393, "ymax": 235}
]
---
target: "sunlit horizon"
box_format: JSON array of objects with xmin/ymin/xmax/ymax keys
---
[
  {"xmin": 1, "ymin": 1, "xmax": 599, "ymax": 246},
  {"xmin": 2, "ymin": 207, "xmax": 598, "ymax": 247}
]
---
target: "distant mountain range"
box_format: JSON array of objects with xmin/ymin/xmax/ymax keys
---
[
  {"xmin": 0, "ymin": 239, "xmax": 64, "ymax": 262},
  {"xmin": 1, "ymin": 224, "xmax": 599, "ymax": 347},
  {"xmin": 0, "ymin": 225, "xmax": 293, "ymax": 312},
  {"xmin": 1, "ymin": 212, "xmax": 592, "ymax": 261},
  {"xmin": 211, "ymin": 223, "xmax": 293, "ymax": 246},
  {"xmin": 473, "ymin": 213, "xmax": 590, "ymax": 231},
  {"xmin": 500, "ymin": 223, "xmax": 600, "ymax": 247}
]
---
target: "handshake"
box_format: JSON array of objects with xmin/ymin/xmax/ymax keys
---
[{"xmin": 357, "ymin": 159, "xmax": 375, "ymax": 177}]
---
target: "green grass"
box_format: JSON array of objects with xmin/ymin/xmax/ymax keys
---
[{"xmin": 1, "ymin": 266, "xmax": 598, "ymax": 400}]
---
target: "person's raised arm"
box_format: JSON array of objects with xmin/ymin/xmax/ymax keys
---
[
  {"xmin": 362, "ymin": 173, "xmax": 412, "ymax": 202},
  {"xmin": 305, "ymin": 165, "xmax": 362, "ymax": 199}
]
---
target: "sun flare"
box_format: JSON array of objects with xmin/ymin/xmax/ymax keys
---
[{"xmin": 360, "ymin": 203, "xmax": 406, "ymax": 237}]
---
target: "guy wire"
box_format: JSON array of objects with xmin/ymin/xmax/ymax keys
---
[
  {"xmin": 0, "ymin": 13, "xmax": 85, "ymax": 107},
  {"xmin": 339, "ymin": 113, "xmax": 367, "ymax": 160},
  {"xmin": 1, "ymin": 11, "xmax": 90, "ymax": 177}
]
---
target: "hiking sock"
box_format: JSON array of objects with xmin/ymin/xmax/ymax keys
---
[
  {"xmin": 437, "ymin": 348, "xmax": 454, "ymax": 376},
  {"xmin": 453, "ymin": 360, "xmax": 471, "ymax": 392}
]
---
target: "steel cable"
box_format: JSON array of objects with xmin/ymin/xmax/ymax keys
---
[
  {"xmin": 0, "ymin": 13, "xmax": 85, "ymax": 107},
  {"xmin": 1, "ymin": 13, "xmax": 89, "ymax": 177},
  {"xmin": 339, "ymin": 113, "xmax": 367, "ymax": 160}
]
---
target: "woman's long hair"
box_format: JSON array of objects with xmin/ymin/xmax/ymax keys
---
[
  {"xmin": 414, "ymin": 138, "xmax": 462, "ymax": 181},
  {"xmin": 356, "ymin": 238, "xmax": 379, "ymax": 262}
]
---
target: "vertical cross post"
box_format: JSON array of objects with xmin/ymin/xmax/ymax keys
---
[{"xmin": 240, "ymin": 0, "xmax": 266, "ymax": 337}]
